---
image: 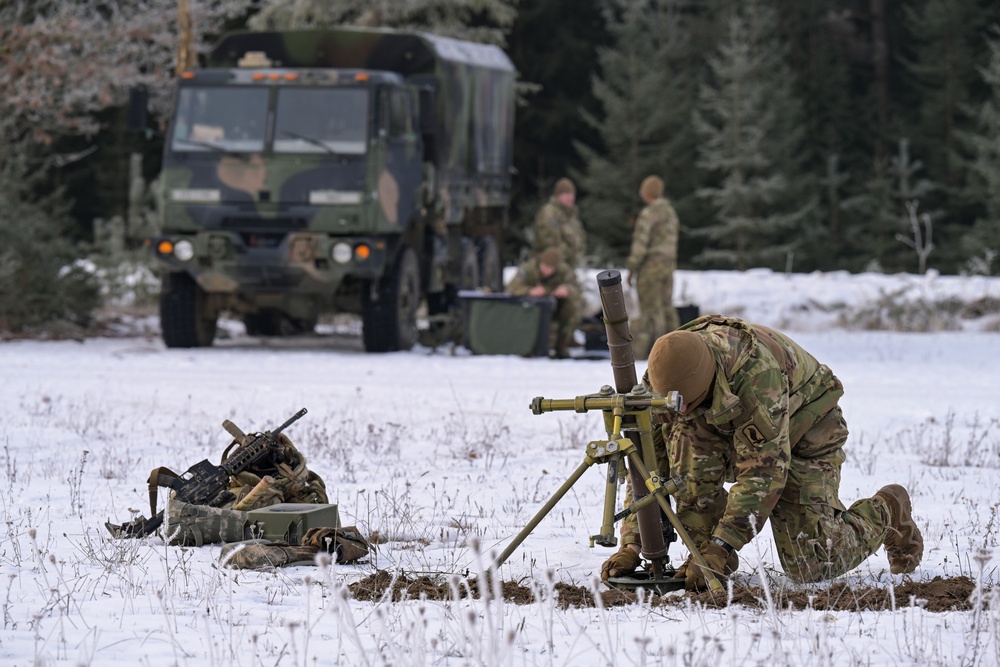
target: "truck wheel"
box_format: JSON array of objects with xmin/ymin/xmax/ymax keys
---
[
  {"xmin": 476, "ymin": 236, "xmax": 502, "ymax": 292},
  {"xmin": 362, "ymin": 247, "xmax": 420, "ymax": 352},
  {"xmin": 160, "ymin": 272, "xmax": 217, "ymax": 348}
]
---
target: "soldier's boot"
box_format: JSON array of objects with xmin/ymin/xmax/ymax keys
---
[
  {"xmin": 673, "ymin": 547, "xmax": 739, "ymax": 581},
  {"xmin": 164, "ymin": 498, "xmax": 249, "ymax": 546},
  {"xmin": 724, "ymin": 549, "xmax": 739, "ymax": 575},
  {"xmin": 875, "ymin": 484, "xmax": 923, "ymax": 574}
]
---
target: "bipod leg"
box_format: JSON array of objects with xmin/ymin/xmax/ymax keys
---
[
  {"xmin": 491, "ymin": 458, "xmax": 595, "ymax": 572},
  {"xmin": 625, "ymin": 450, "xmax": 723, "ymax": 593}
]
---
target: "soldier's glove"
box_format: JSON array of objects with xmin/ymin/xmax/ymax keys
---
[
  {"xmin": 676, "ymin": 540, "xmax": 739, "ymax": 591},
  {"xmin": 600, "ymin": 544, "xmax": 641, "ymax": 582}
]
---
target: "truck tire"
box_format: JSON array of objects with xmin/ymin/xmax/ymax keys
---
[
  {"xmin": 160, "ymin": 272, "xmax": 217, "ymax": 348},
  {"xmin": 476, "ymin": 236, "xmax": 502, "ymax": 292},
  {"xmin": 362, "ymin": 247, "xmax": 420, "ymax": 352}
]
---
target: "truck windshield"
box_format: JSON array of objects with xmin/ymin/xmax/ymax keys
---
[
  {"xmin": 274, "ymin": 88, "xmax": 369, "ymax": 155},
  {"xmin": 170, "ymin": 87, "xmax": 269, "ymax": 153}
]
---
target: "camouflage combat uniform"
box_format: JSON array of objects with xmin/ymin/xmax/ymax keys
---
[
  {"xmin": 622, "ymin": 315, "xmax": 892, "ymax": 582},
  {"xmin": 507, "ymin": 257, "xmax": 582, "ymax": 357},
  {"xmin": 626, "ymin": 197, "xmax": 680, "ymax": 359},
  {"xmin": 533, "ymin": 197, "xmax": 587, "ymax": 267}
]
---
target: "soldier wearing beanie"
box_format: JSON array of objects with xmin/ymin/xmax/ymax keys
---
[
  {"xmin": 601, "ymin": 315, "xmax": 924, "ymax": 590},
  {"xmin": 626, "ymin": 174, "xmax": 680, "ymax": 360},
  {"xmin": 506, "ymin": 246, "xmax": 581, "ymax": 358},
  {"xmin": 533, "ymin": 177, "xmax": 587, "ymax": 267}
]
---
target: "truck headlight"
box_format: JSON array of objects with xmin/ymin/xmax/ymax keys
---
[
  {"xmin": 309, "ymin": 190, "xmax": 363, "ymax": 205},
  {"xmin": 171, "ymin": 188, "xmax": 221, "ymax": 203},
  {"xmin": 174, "ymin": 239, "xmax": 195, "ymax": 261},
  {"xmin": 330, "ymin": 242, "xmax": 353, "ymax": 264}
]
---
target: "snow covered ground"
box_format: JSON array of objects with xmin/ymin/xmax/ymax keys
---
[{"xmin": 2, "ymin": 269, "xmax": 999, "ymax": 666}]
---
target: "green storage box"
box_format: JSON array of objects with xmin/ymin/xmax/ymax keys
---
[
  {"xmin": 243, "ymin": 503, "xmax": 340, "ymax": 545},
  {"xmin": 459, "ymin": 291, "xmax": 556, "ymax": 356}
]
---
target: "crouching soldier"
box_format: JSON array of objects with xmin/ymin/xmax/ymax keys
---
[
  {"xmin": 601, "ymin": 315, "xmax": 924, "ymax": 590},
  {"xmin": 507, "ymin": 247, "xmax": 582, "ymax": 358}
]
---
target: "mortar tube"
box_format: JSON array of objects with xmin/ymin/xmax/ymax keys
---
[{"xmin": 597, "ymin": 270, "xmax": 668, "ymax": 577}]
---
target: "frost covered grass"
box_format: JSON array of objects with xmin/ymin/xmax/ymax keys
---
[{"xmin": 2, "ymin": 270, "xmax": 1000, "ymax": 666}]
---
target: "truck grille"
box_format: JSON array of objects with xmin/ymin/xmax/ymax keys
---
[
  {"xmin": 222, "ymin": 217, "xmax": 307, "ymax": 229},
  {"xmin": 234, "ymin": 265, "xmax": 303, "ymax": 289}
]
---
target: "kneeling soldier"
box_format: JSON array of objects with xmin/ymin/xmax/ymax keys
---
[{"xmin": 602, "ymin": 315, "xmax": 923, "ymax": 590}]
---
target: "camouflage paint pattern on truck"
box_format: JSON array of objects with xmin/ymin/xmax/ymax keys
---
[{"xmin": 149, "ymin": 28, "xmax": 515, "ymax": 350}]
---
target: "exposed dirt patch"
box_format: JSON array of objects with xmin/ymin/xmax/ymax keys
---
[
  {"xmin": 680, "ymin": 576, "xmax": 978, "ymax": 612},
  {"xmin": 348, "ymin": 571, "xmax": 983, "ymax": 613}
]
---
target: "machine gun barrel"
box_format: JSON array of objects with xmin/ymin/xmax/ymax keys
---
[{"xmin": 220, "ymin": 407, "xmax": 307, "ymax": 476}]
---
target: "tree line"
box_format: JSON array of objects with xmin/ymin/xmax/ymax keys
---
[
  {"xmin": 569, "ymin": 0, "xmax": 1000, "ymax": 275},
  {"xmin": 3, "ymin": 0, "xmax": 1000, "ymax": 330}
]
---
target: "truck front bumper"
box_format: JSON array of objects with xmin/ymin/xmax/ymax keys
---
[{"xmin": 150, "ymin": 231, "xmax": 388, "ymax": 295}]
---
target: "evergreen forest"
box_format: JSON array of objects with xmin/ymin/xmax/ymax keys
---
[{"xmin": 3, "ymin": 0, "xmax": 1000, "ymax": 331}]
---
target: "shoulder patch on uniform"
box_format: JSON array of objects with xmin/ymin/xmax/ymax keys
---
[{"xmin": 740, "ymin": 418, "xmax": 767, "ymax": 447}]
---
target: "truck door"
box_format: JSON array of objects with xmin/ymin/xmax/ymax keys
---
[{"xmin": 376, "ymin": 87, "xmax": 422, "ymax": 230}]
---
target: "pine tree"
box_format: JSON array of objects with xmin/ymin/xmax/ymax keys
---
[
  {"xmin": 0, "ymin": 143, "xmax": 101, "ymax": 332},
  {"xmin": 842, "ymin": 138, "xmax": 939, "ymax": 273},
  {"xmin": 248, "ymin": 0, "xmax": 518, "ymax": 45},
  {"xmin": 768, "ymin": 1, "xmax": 868, "ymax": 270},
  {"xmin": 960, "ymin": 31, "xmax": 1000, "ymax": 274},
  {"xmin": 902, "ymin": 0, "xmax": 988, "ymax": 191},
  {"xmin": 692, "ymin": 0, "xmax": 815, "ymax": 271},
  {"xmin": 575, "ymin": 0, "xmax": 705, "ymax": 262}
]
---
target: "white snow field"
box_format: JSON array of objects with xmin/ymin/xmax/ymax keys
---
[{"xmin": 1, "ymin": 268, "xmax": 999, "ymax": 667}]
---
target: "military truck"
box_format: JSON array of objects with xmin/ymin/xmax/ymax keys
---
[{"xmin": 133, "ymin": 29, "xmax": 515, "ymax": 351}]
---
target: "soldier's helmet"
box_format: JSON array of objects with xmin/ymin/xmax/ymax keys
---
[
  {"xmin": 539, "ymin": 246, "xmax": 563, "ymax": 268},
  {"xmin": 640, "ymin": 175, "xmax": 664, "ymax": 201},
  {"xmin": 647, "ymin": 331, "xmax": 715, "ymax": 410},
  {"xmin": 553, "ymin": 177, "xmax": 576, "ymax": 196}
]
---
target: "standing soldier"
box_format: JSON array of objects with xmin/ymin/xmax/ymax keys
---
[
  {"xmin": 534, "ymin": 177, "xmax": 587, "ymax": 267},
  {"xmin": 601, "ymin": 316, "xmax": 924, "ymax": 590},
  {"xmin": 507, "ymin": 247, "xmax": 581, "ymax": 358},
  {"xmin": 626, "ymin": 175, "xmax": 680, "ymax": 360}
]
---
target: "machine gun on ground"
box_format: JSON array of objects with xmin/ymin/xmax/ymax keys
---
[
  {"xmin": 490, "ymin": 271, "xmax": 721, "ymax": 593},
  {"xmin": 106, "ymin": 408, "xmax": 308, "ymax": 538}
]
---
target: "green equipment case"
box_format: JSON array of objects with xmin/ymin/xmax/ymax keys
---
[
  {"xmin": 459, "ymin": 291, "xmax": 556, "ymax": 356},
  {"xmin": 244, "ymin": 503, "xmax": 340, "ymax": 545}
]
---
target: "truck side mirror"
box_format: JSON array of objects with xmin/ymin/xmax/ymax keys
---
[{"xmin": 127, "ymin": 85, "xmax": 149, "ymax": 133}]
